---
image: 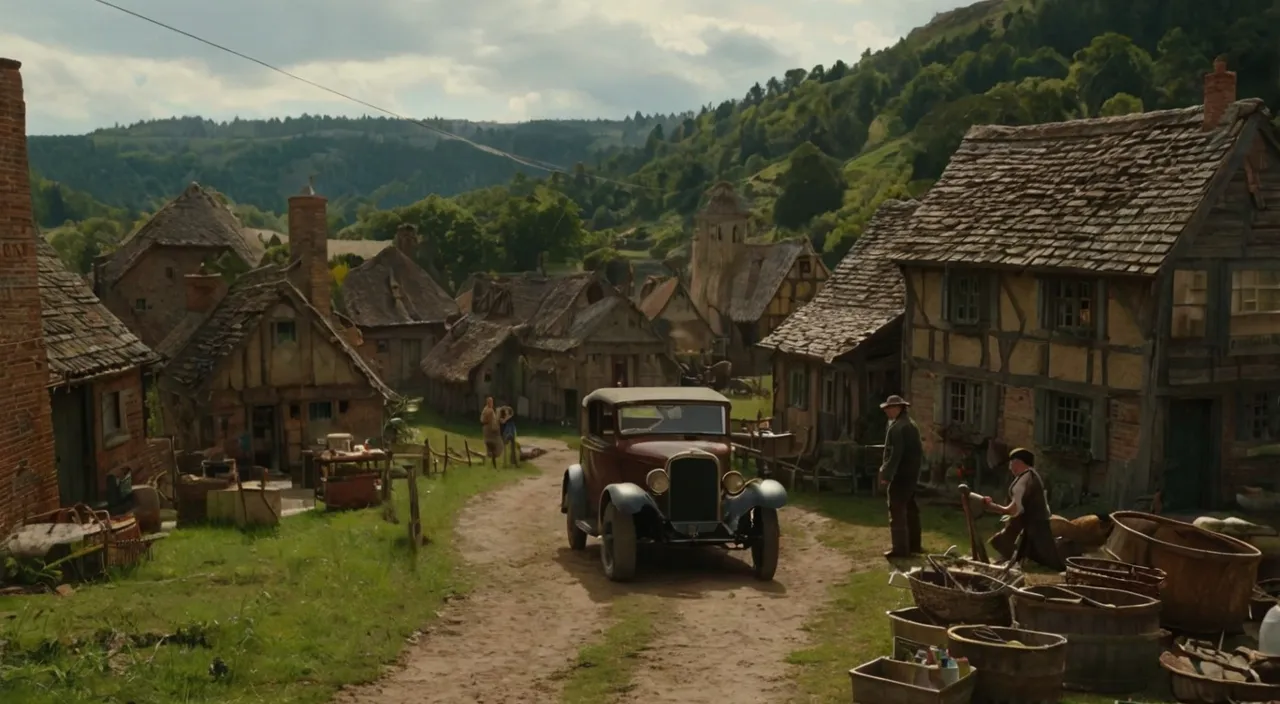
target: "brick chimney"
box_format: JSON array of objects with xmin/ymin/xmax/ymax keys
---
[
  {"xmin": 1203, "ymin": 56, "xmax": 1237, "ymax": 131},
  {"xmin": 0, "ymin": 57, "xmax": 60, "ymax": 532},
  {"xmin": 288, "ymin": 182, "xmax": 331, "ymax": 318},
  {"xmin": 184, "ymin": 268, "xmax": 225, "ymax": 314},
  {"xmin": 394, "ymin": 223, "xmax": 418, "ymax": 258}
]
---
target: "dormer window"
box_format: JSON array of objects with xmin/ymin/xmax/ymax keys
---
[{"xmin": 799, "ymin": 259, "xmax": 812, "ymax": 276}]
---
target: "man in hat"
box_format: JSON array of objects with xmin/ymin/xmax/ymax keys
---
[
  {"xmin": 879, "ymin": 395, "xmax": 923, "ymax": 558},
  {"xmin": 982, "ymin": 447, "xmax": 1064, "ymax": 570}
]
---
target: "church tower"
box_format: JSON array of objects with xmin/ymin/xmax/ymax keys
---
[{"xmin": 689, "ymin": 182, "xmax": 749, "ymax": 335}]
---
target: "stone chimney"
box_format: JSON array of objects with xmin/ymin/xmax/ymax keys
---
[
  {"xmin": 184, "ymin": 268, "xmax": 225, "ymax": 314},
  {"xmin": 1203, "ymin": 56, "xmax": 1237, "ymax": 131},
  {"xmin": 394, "ymin": 223, "xmax": 418, "ymax": 258},
  {"xmin": 288, "ymin": 181, "xmax": 331, "ymax": 318},
  {"xmin": 0, "ymin": 57, "xmax": 59, "ymax": 532}
]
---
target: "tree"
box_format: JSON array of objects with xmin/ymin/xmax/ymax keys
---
[
  {"xmin": 1011, "ymin": 47, "xmax": 1070, "ymax": 81},
  {"xmin": 495, "ymin": 189, "xmax": 585, "ymax": 271},
  {"xmin": 898, "ymin": 64, "xmax": 963, "ymax": 129},
  {"xmin": 1099, "ymin": 92, "xmax": 1144, "ymax": 116},
  {"xmin": 773, "ymin": 142, "xmax": 846, "ymax": 229},
  {"xmin": 1071, "ymin": 33, "xmax": 1155, "ymax": 115},
  {"xmin": 1152, "ymin": 28, "xmax": 1210, "ymax": 108}
]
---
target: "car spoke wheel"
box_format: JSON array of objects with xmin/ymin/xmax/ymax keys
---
[
  {"xmin": 750, "ymin": 507, "xmax": 780, "ymax": 581},
  {"xmin": 565, "ymin": 496, "xmax": 587, "ymax": 551},
  {"xmin": 601, "ymin": 503, "xmax": 637, "ymax": 582}
]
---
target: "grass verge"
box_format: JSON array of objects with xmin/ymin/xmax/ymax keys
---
[
  {"xmin": 785, "ymin": 493, "xmax": 1131, "ymax": 704},
  {"xmin": 559, "ymin": 595, "xmax": 669, "ymax": 704},
  {"xmin": 0, "ymin": 434, "xmax": 536, "ymax": 703}
]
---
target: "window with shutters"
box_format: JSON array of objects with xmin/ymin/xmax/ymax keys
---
[
  {"xmin": 945, "ymin": 273, "xmax": 985, "ymax": 326},
  {"xmin": 1039, "ymin": 278, "xmax": 1097, "ymax": 337},
  {"xmin": 101, "ymin": 390, "xmax": 129, "ymax": 448},
  {"xmin": 788, "ymin": 366, "xmax": 809, "ymax": 410},
  {"xmin": 945, "ymin": 379, "xmax": 984, "ymax": 428},
  {"xmin": 1037, "ymin": 391, "xmax": 1093, "ymax": 451},
  {"xmin": 1238, "ymin": 391, "xmax": 1280, "ymax": 441}
]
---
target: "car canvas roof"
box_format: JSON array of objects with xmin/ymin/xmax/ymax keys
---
[{"xmin": 581, "ymin": 387, "xmax": 730, "ymax": 407}]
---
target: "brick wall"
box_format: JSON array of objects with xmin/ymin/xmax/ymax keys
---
[
  {"xmin": 0, "ymin": 58, "xmax": 59, "ymax": 531},
  {"xmin": 91, "ymin": 370, "xmax": 148, "ymax": 495},
  {"xmin": 103, "ymin": 245, "xmax": 225, "ymax": 347},
  {"xmin": 1203, "ymin": 57, "xmax": 1237, "ymax": 131},
  {"xmin": 288, "ymin": 189, "xmax": 331, "ymax": 320},
  {"xmin": 184, "ymin": 272, "xmax": 225, "ymax": 314}
]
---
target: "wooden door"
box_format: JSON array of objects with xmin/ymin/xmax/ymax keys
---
[
  {"xmin": 1163, "ymin": 398, "xmax": 1216, "ymax": 511},
  {"xmin": 400, "ymin": 338, "xmax": 422, "ymax": 385},
  {"xmin": 52, "ymin": 387, "xmax": 94, "ymax": 505},
  {"xmin": 251, "ymin": 405, "xmax": 278, "ymax": 472}
]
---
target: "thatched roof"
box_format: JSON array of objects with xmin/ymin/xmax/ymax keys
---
[
  {"xmin": 889, "ymin": 99, "xmax": 1273, "ymax": 276},
  {"xmin": 758, "ymin": 199, "xmax": 918, "ymax": 362},
  {"xmin": 37, "ymin": 238, "xmax": 159, "ymax": 387},
  {"xmin": 341, "ymin": 247, "xmax": 457, "ymax": 328}
]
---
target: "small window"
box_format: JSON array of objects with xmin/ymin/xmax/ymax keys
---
[
  {"xmin": 165, "ymin": 267, "xmax": 175, "ymax": 280},
  {"xmin": 1039, "ymin": 392, "xmax": 1092, "ymax": 450},
  {"xmin": 376, "ymin": 339, "xmax": 389, "ymax": 353},
  {"xmin": 946, "ymin": 274, "xmax": 984, "ymax": 326},
  {"xmin": 101, "ymin": 390, "xmax": 124, "ymax": 436},
  {"xmin": 483, "ymin": 371, "xmax": 492, "ymax": 382},
  {"xmin": 1172, "ymin": 270, "xmax": 1208, "ymax": 338},
  {"xmin": 1040, "ymin": 278, "xmax": 1095, "ymax": 336},
  {"xmin": 134, "ymin": 298, "xmax": 146, "ymax": 311},
  {"xmin": 788, "ymin": 366, "xmax": 809, "ymax": 410},
  {"xmin": 289, "ymin": 404, "xmax": 300, "ymax": 420},
  {"xmin": 1239, "ymin": 391, "xmax": 1280, "ymax": 441},
  {"xmin": 799, "ymin": 259, "xmax": 812, "ymax": 276},
  {"xmin": 945, "ymin": 379, "xmax": 984, "ymax": 428},
  {"xmin": 821, "ymin": 371, "xmax": 836, "ymax": 413},
  {"xmin": 274, "ymin": 320, "xmax": 297, "ymax": 344},
  {"xmin": 338, "ymin": 400, "xmax": 349, "ymax": 414},
  {"xmin": 309, "ymin": 401, "xmax": 333, "ymax": 420},
  {"xmin": 1232, "ymin": 270, "xmax": 1280, "ymax": 314}
]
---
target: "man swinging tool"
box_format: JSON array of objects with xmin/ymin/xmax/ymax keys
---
[{"xmin": 981, "ymin": 448, "xmax": 1064, "ymax": 571}]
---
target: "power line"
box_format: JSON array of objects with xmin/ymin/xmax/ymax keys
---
[{"xmin": 87, "ymin": 0, "xmax": 658, "ymax": 192}]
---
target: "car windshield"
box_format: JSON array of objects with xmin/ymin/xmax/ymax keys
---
[{"xmin": 616, "ymin": 404, "xmax": 726, "ymax": 436}]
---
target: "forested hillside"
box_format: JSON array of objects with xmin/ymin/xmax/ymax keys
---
[{"xmin": 32, "ymin": 0, "xmax": 1280, "ymax": 288}]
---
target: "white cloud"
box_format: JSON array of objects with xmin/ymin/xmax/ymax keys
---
[{"xmin": 4, "ymin": 0, "xmax": 977, "ymax": 134}]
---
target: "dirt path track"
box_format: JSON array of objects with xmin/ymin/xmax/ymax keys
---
[{"xmin": 334, "ymin": 441, "xmax": 850, "ymax": 704}]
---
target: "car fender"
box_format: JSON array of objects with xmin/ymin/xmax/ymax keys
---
[
  {"xmin": 562, "ymin": 464, "xmax": 587, "ymax": 519},
  {"xmin": 599, "ymin": 482, "xmax": 660, "ymax": 524},
  {"xmin": 723, "ymin": 478, "xmax": 788, "ymax": 531}
]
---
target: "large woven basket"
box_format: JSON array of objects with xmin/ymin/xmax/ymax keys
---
[{"xmin": 908, "ymin": 569, "xmax": 1012, "ymax": 626}]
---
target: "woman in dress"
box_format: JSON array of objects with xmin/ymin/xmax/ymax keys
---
[{"xmin": 480, "ymin": 397, "xmax": 502, "ymax": 468}]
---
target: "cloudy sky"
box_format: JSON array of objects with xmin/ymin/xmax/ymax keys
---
[{"xmin": 8, "ymin": 0, "xmax": 974, "ymax": 135}]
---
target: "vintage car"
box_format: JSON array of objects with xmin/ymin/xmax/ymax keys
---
[{"xmin": 560, "ymin": 387, "xmax": 788, "ymax": 582}]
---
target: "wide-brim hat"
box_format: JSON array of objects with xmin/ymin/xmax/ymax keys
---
[{"xmin": 879, "ymin": 395, "xmax": 910, "ymax": 409}]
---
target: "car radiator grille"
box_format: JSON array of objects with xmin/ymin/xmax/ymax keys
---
[{"xmin": 666, "ymin": 456, "xmax": 720, "ymax": 523}]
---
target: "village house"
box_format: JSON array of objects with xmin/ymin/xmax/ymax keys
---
[
  {"xmin": 339, "ymin": 223, "xmax": 458, "ymax": 391},
  {"xmin": 156, "ymin": 186, "xmax": 397, "ymax": 473},
  {"xmin": 686, "ymin": 182, "xmax": 830, "ymax": 374},
  {"xmin": 890, "ymin": 59, "xmax": 1280, "ymax": 511},
  {"xmin": 242, "ymin": 227, "xmax": 392, "ymax": 262},
  {"xmin": 636, "ymin": 275, "xmax": 715, "ymax": 356},
  {"xmin": 92, "ymin": 182, "xmax": 263, "ymax": 348},
  {"xmin": 422, "ymin": 272, "xmax": 677, "ymax": 421},
  {"xmin": 758, "ymin": 199, "xmax": 918, "ymax": 455},
  {"xmin": 40, "ymin": 238, "xmax": 161, "ymax": 506}
]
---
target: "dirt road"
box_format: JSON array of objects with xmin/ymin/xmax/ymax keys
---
[{"xmin": 335, "ymin": 440, "xmax": 851, "ymax": 704}]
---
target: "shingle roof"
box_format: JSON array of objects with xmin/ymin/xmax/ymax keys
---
[
  {"xmin": 725, "ymin": 240, "xmax": 813, "ymax": 323},
  {"xmin": 697, "ymin": 181, "xmax": 750, "ymax": 221},
  {"xmin": 160, "ymin": 263, "xmax": 396, "ymax": 400},
  {"xmin": 98, "ymin": 183, "xmax": 261, "ymax": 286},
  {"xmin": 341, "ymin": 248, "xmax": 458, "ymax": 328},
  {"xmin": 890, "ymin": 99, "xmax": 1271, "ymax": 276},
  {"xmin": 637, "ymin": 276, "xmax": 678, "ymax": 320},
  {"xmin": 36, "ymin": 238, "xmax": 159, "ymax": 387},
  {"xmin": 758, "ymin": 200, "xmax": 918, "ymax": 362},
  {"xmin": 419, "ymin": 317, "xmax": 513, "ymax": 384}
]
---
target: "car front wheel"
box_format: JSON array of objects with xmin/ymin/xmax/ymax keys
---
[
  {"xmin": 601, "ymin": 503, "xmax": 637, "ymax": 582},
  {"xmin": 565, "ymin": 497, "xmax": 588, "ymax": 551},
  {"xmin": 750, "ymin": 507, "xmax": 780, "ymax": 581}
]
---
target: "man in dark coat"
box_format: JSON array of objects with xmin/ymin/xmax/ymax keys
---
[
  {"xmin": 879, "ymin": 395, "xmax": 924, "ymax": 558},
  {"xmin": 982, "ymin": 448, "xmax": 1064, "ymax": 570}
]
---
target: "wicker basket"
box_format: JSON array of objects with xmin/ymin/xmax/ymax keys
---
[
  {"xmin": 1160, "ymin": 651, "xmax": 1280, "ymax": 703},
  {"xmin": 908, "ymin": 569, "xmax": 1012, "ymax": 626},
  {"xmin": 929, "ymin": 554, "xmax": 1026, "ymax": 589},
  {"xmin": 1064, "ymin": 556, "xmax": 1165, "ymax": 599}
]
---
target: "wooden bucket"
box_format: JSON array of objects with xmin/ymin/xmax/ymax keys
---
[
  {"xmin": 1063, "ymin": 556, "xmax": 1165, "ymax": 600},
  {"xmin": 1010, "ymin": 584, "xmax": 1163, "ymax": 693},
  {"xmin": 907, "ymin": 569, "xmax": 1012, "ymax": 627},
  {"xmin": 945, "ymin": 626, "xmax": 1066, "ymax": 704},
  {"xmin": 1160, "ymin": 651, "xmax": 1280, "ymax": 703},
  {"xmin": 1105, "ymin": 511, "xmax": 1261, "ymax": 634}
]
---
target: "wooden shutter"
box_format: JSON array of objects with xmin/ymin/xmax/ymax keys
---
[
  {"xmin": 982, "ymin": 382, "xmax": 1000, "ymax": 437},
  {"xmin": 1095, "ymin": 278, "xmax": 1109, "ymax": 340},
  {"xmin": 985, "ymin": 273, "xmax": 1000, "ymax": 326},
  {"xmin": 1035, "ymin": 278, "xmax": 1047, "ymax": 331},
  {"xmin": 1090, "ymin": 395, "xmax": 1109, "ymax": 461},
  {"xmin": 934, "ymin": 376, "xmax": 948, "ymax": 426},
  {"xmin": 1033, "ymin": 389, "xmax": 1048, "ymax": 445},
  {"xmin": 940, "ymin": 268, "xmax": 952, "ymax": 323}
]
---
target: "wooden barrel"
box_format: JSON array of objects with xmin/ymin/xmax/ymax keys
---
[
  {"xmin": 1105, "ymin": 511, "xmax": 1261, "ymax": 634},
  {"xmin": 1010, "ymin": 584, "xmax": 1163, "ymax": 693},
  {"xmin": 945, "ymin": 625, "xmax": 1066, "ymax": 704},
  {"xmin": 1064, "ymin": 556, "xmax": 1165, "ymax": 599}
]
